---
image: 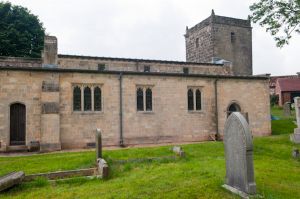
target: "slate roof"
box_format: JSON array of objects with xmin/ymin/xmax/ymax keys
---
[{"xmin": 277, "ymin": 78, "xmax": 300, "ymax": 92}]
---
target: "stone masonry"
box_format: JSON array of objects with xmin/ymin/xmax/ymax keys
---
[
  {"xmin": 0, "ymin": 12, "xmax": 270, "ymax": 152},
  {"xmin": 185, "ymin": 10, "xmax": 252, "ymax": 76}
]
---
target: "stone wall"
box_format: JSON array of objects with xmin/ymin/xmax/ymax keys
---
[
  {"xmin": 185, "ymin": 12, "xmax": 252, "ymax": 76},
  {"xmin": 0, "ymin": 69, "xmax": 271, "ymax": 151},
  {"xmin": 212, "ymin": 23, "xmax": 252, "ymax": 75},
  {"xmin": 185, "ymin": 25, "xmax": 214, "ymax": 63},
  {"xmin": 57, "ymin": 55, "xmax": 232, "ymax": 75},
  {"xmin": 0, "ymin": 57, "xmax": 41, "ymax": 68}
]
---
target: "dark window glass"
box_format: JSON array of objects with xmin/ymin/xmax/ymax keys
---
[
  {"xmin": 94, "ymin": 87, "xmax": 102, "ymax": 111},
  {"xmin": 144, "ymin": 66, "xmax": 150, "ymax": 72},
  {"xmin": 73, "ymin": 86, "xmax": 81, "ymax": 111},
  {"xmin": 196, "ymin": 89, "xmax": 201, "ymax": 110},
  {"xmin": 146, "ymin": 88, "xmax": 152, "ymax": 111},
  {"xmin": 98, "ymin": 64, "xmax": 105, "ymax": 71},
  {"xmin": 137, "ymin": 88, "xmax": 144, "ymax": 111},
  {"xmin": 84, "ymin": 87, "xmax": 92, "ymax": 111},
  {"xmin": 196, "ymin": 38, "xmax": 199, "ymax": 48},
  {"xmin": 188, "ymin": 89, "xmax": 194, "ymax": 111},
  {"xmin": 231, "ymin": 32, "xmax": 236, "ymax": 43},
  {"xmin": 183, "ymin": 67, "xmax": 189, "ymax": 74}
]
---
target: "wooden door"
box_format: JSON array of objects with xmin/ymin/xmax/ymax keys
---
[{"xmin": 10, "ymin": 103, "xmax": 26, "ymax": 145}]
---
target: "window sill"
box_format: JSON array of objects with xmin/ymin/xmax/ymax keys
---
[
  {"xmin": 72, "ymin": 111, "xmax": 104, "ymax": 115},
  {"xmin": 188, "ymin": 110, "xmax": 204, "ymax": 114},
  {"xmin": 137, "ymin": 111, "xmax": 154, "ymax": 114}
]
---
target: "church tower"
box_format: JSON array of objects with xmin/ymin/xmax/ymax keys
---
[{"xmin": 185, "ymin": 10, "xmax": 252, "ymax": 75}]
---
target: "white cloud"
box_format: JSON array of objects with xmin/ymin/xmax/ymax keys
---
[{"xmin": 7, "ymin": 0, "xmax": 300, "ymax": 75}]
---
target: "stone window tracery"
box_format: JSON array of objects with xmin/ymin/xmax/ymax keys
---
[
  {"xmin": 137, "ymin": 86, "xmax": 153, "ymax": 112},
  {"xmin": 188, "ymin": 87, "xmax": 203, "ymax": 111},
  {"xmin": 73, "ymin": 84, "xmax": 103, "ymax": 112}
]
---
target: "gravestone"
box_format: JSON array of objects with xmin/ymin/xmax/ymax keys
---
[
  {"xmin": 222, "ymin": 112, "xmax": 256, "ymax": 197},
  {"xmin": 290, "ymin": 97, "xmax": 300, "ymax": 143},
  {"xmin": 283, "ymin": 102, "xmax": 291, "ymax": 117},
  {"xmin": 96, "ymin": 128, "xmax": 102, "ymax": 159},
  {"xmin": 0, "ymin": 171, "xmax": 25, "ymax": 192}
]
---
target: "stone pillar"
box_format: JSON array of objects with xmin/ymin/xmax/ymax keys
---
[
  {"xmin": 96, "ymin": 128, "xmax": 102, "ymax": 159},
  {"xmin": 42, "ymin": 36, "xmax": 58, "ymax": 68},
  {"xmin": 291, "ymin": 97, "xmax": 300, "ymax": 143},
  {"xmin": 40, "ymin": 77, "xmax": 61, "ymax": 151}
]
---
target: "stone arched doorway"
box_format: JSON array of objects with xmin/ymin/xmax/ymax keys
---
[
  {"xmin": 10, "ymin": 103, "xmax": 26, "ymax": 145},
  {"xmin": 227, "ymin": 102, "xmax": 241, "ymax": 117}
]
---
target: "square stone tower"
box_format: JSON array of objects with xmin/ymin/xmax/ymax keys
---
[{"xmin": 185, "ymin": 10, "xmax": 252, "ymax": 75}]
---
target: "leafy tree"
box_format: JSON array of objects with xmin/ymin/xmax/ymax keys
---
[
  {"xmin": 0, "ymin": 2, "xmax": 45, "ymax": 58},
  {"xmin": 250, "ymin": 0, "xmax": 300, "ymax": 47}
]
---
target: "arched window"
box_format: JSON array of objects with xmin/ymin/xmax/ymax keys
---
[
  {"xmin": 137, "ymin": 88, "xmax": 144, "ymax": 111},
  {"xmin": 227, "ymin": 103, "xmax": 241, "ymax": 117},
  {"xmin": 94, "ymin": 87, "xmax": 102, "ymax": 111},
  {"xmin": 73, "ymin": 86, "xmax": 81, "ymax": 111},
  {"xmin": 84, "ymin": 87, "xmax": 92, "ymax": 111},
  {"xmin": 188, "ymin": 89, "xmax": 194, "ymax": 111},
  {"xmin": 195, "ymin": 89, "xmax": 201, "ymax": 110},
  {"xmin": 146, "ymin": 88, "xmax": 152, "ymax": 111}
]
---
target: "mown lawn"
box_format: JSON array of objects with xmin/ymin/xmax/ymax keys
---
[{"xmin": 0, "ymin": 107, "xmax": 299, "ymax": 199}]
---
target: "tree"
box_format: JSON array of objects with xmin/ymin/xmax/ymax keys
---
[
  {"xmin": 250, "ymin": 0, "xmax": 300, "ymax": 47},
  {"xmin": 0, "ymin": 2, "xmax": 45, "ymax": 58}
]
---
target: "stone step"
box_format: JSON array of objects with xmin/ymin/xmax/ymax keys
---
[{"xmin": 6, "ymin": 145, "xmax": 28, "ymax": 152}]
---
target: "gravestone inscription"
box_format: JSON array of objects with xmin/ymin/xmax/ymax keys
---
[{"xmin": 223, "ymin": 112, "xmax": 256, "ymax": 196}]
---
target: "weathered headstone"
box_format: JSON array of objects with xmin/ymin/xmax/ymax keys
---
[
  {"xmin": 0, "ymin": 171, "xmax": 25, "ymax": 192},
  {"xmin": 96, "ymin": 128, "xmax": 102, "ymax": 159},
  {"xmin": 222, "ymin": 112, "xmax": 256, "ymax": 197},
  {"xmin": 97, "ymin": 158, "xmax": 109, "ymax": 179},
  {"xmin": 292, "ymin": 149, "xmax": 299, "ymax": 158},
  {"xmin": 283, "ymin": 102, "xmax": 291, "ymax": 117},
  {"xmin": 171, "ymin": 146, "xmax": 185, "ymax": 157},
  {"xmin": 290, "ymin": 97, "xmax": 300, "ymax": 143}
]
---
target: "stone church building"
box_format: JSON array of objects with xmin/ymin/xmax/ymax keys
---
[{"xmin": 0, "ymin": 11, "xmax": 271, "ymax": 152}]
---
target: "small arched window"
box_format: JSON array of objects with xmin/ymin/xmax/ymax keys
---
[
  {"xmin": 73, "ymin": 86, "xmax": 81, "ymax": 111},
  {"xmin": 146, "ymin": 88, "xmax": 152, "ymax": 111},
  {"xmin": 227, "ymin": 102, "xmax": 241, "ymax": 117},
  {"xmin": 188, "ymin": 89, "xmax": 194, "ymax": 111},
  {"xmin": 84, "ymin": 87, "xmax": 92, "ymax": 111},
  {"xmin": 137, "ymin": 88, "xmax": 144, "ymax": 111},
  {"xmin": 94, "ymin": 87, "xmax": 102, "ymax": 111},
  {"xmin": 195, "ymin": 89, "xmax": 201, "ymax": 110}
]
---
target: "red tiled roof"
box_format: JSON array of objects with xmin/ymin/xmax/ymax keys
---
[{"xmin": 277, "ymin": 78, "xmax": 300, "ymax": 92}]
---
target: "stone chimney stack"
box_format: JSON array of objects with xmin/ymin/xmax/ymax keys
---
[{"xmin": 42, "ymin": 36, "xmax": 58, "ymax": 67}]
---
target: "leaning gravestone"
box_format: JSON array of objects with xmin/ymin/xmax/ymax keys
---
[
  {"xmin": 222, "ymin": 112, "xmax": 256, "ymax": 197},
  {"xmin": 96, "ymin": 128, "xmax": 102, "ymax": 159},
  {"xmin": 290, "ymin": 97, "xmax": 300, "ymax": 143},
  {"xmin": 283, "ymin": 102, "xmax": 291, "ymax": 117}
]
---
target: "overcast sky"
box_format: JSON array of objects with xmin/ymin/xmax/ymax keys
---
[{"xmin": 8, "ymin": 0, "xmax": 300, "ymax": 75}]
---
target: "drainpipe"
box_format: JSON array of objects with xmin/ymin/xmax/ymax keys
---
[
  {"xmin": 214, "ymin": 78, "xmax": 220, "ymax": 140},
  {"xmin": 119, "ymin": 72, "xmax": 124, "ymax": 147}
]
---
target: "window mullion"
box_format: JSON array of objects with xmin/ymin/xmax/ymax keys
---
[{"xmin": 81, "ymin": 85, "xmax": 84, "ymax": 111}]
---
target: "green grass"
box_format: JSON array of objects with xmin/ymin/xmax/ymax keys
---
[
  {"xmin": 0, "ymin": 135, "xmax": 300, "ymax": 199},
  {"xmin": 0, "ymin": 106, "xmax": 299, "ymax": 198},
  {"xmin": 271, "ymin": 106, "xmax": 297, "ymax": 135}
]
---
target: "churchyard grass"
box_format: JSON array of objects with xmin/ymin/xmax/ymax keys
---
[
  {"xmin": 0, "ymin": 106, "xmax": 299, "ymax": 198},
  {"xmin": 271, "ymin": 106, "xmax": 297, "ymax": 135}
]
